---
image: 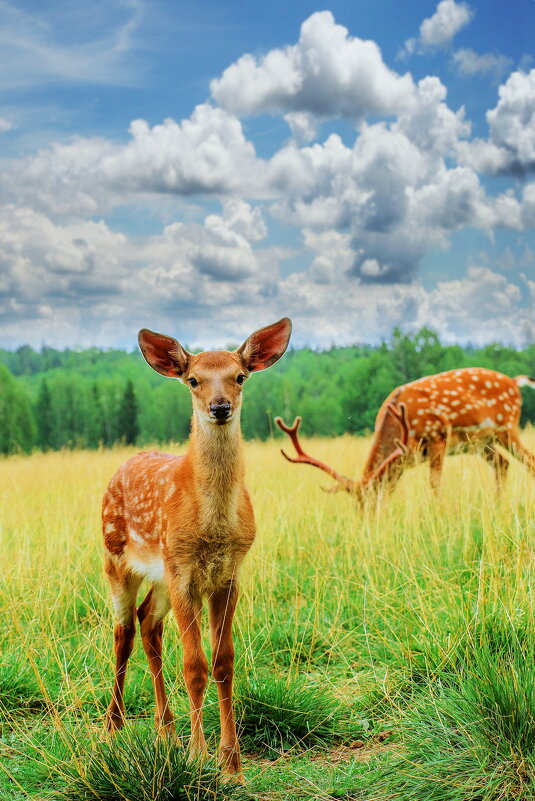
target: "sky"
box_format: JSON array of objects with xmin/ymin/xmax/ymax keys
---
[{"xmin": 1, "ymin": 0, "xmax": 535, "ymax": 351}]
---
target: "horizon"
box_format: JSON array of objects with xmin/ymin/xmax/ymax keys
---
[{"xmin": 2, "ymin": 325, "xmax": 532, "ymax": 359}]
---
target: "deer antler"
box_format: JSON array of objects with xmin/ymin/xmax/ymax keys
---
[
  {"xmin": 275, "ymin": 402, "xmax": 410, "ymax": 497},
  {"xmin": 274, "ymin": 416, "xmax": 356, "ymax": 494}
]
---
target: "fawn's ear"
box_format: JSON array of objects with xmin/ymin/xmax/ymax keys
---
[
  {"xmin": 236, "ymin": 317, "xmax": 292, "ymax": 373},
  {"xmin": 138, "ymin": 329, "xmax": 191, "ymax": 378}
]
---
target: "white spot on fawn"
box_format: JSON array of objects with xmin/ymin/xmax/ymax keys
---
[
  {"xmin": 129, "ymin": 528, "xmax": 145, "ymax": 545},
  {"xmin": 128, "ymin": 554, "xmax": 165, "ymax": 582}
]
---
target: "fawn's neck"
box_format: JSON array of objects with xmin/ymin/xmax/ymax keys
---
[{"xmin": 188, "ymin": 413, "xmax": 244, "ymax": 514}]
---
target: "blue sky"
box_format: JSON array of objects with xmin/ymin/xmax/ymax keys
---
[{"xmin": 1, "ymin": 0, "xmax": 534, "ymax": 350}]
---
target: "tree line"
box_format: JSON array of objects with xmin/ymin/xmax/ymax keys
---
[{"xmin": 1, "ymin": 328, "xmax": 534, "ymax": 455}]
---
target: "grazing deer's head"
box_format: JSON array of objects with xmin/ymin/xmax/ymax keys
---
[
  {"xmin": 275, "ymin": 401, "xmax": 409, "ymax": 501},
  {"xmin": 139, "ymin": 318, "xmax": 292, "ymax": 428}
]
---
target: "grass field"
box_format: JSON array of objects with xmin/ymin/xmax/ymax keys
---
[{"xmin": 1, "ymin": 430, "xmax": 535, "ymax": 800}]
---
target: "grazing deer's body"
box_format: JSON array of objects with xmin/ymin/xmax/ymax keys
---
[
  {"xmin": 103, "ymin": 318, "xmax": 292, "ymax": 780},
  {"xmin": 276, "ymin": 368, "xmax": 535, "ymax": 499}
]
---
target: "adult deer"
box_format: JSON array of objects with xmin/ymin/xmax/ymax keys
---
[
  {"xmin": 102, "ymin": 317, "xmax": 292, "ymax": 780},
  {"xmin": 275, "ymin": 368, "xmax": 535, "ymax": 499}
]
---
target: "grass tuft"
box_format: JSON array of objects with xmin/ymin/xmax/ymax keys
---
[
  {"xmin": 13, "ymin": 726, "xmax": 251, "ymax": 801},
  {"xmin": 346, "ymin": 642, "xmax": 535, "ymax": 800},
  {"xmin": 212, "ymin": 672, "xmax": 367, "ymax": 759}
]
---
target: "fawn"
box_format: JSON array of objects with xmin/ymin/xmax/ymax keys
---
[
  {"xmin": 102, "ymin": 317, "xmax": 292, "ymax": 779},
  {"xmin": 276, "ymin": 368, "xmax": 535, "ymax": 498}
]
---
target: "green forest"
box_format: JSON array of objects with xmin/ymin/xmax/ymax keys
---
[{"xmin": 1, "ymin": 328, "xmax": 535, "ymax": 455}]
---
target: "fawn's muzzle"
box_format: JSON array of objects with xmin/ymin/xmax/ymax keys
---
[{"xmin": 210, "ymin": 402, "xmax": 232, "ymax": 421}]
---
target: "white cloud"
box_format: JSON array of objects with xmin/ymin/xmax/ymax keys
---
[
  {"xmin": 420, "ymin": 0, "xmax": 473, "ymax": 48},
  {"xmin": 520, "ymin": 182, "xmax": 535, "ymax": 228},
  {"xmin": 0, "ymin": 200, "xmax": 282, "ymax": 347},
  {"xmin": 266, "ymin": 78, "xmax": 520, "ymax": 284},
  {"xmin": 458, "ymin": 69, "xmax": 535, "ymax": 175},
  {"xmin": 0, "ymin": 117, "xmax": 13, "ymax": 132},
  {"xmin": 1, "ymin": 9, "xmax": 535, "ymax": 351},
  {"xmin": 452, "ymin": 48, "xmax": 512, "ymax": 82},
  {"xmin": 211, "ymin": 11, "xmax": 415, "ymax": 125},
  {"xmin": 283, "ymin": 112, "xmax": 318, "ymax": 144},
  {"xmin": 3, "ymin": 104, "xmax": 264, "ymax": 215},
  {"xmin": 0, "ymin": 200, "xmax": 532, "ymax": 349},
  {"xmin": 400, "ymin": 0, "xmax": 473, "ymax": 58}
]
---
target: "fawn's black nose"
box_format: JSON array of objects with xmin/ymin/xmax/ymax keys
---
[{"xmin": 210, "ymin": 402, "xmax": 232, "ymax": 421}]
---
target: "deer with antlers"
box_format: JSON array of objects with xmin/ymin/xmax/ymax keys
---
[
  {"xmin": 102, "ymin": 318, "xmax": 292, "ymax": 780},
  {"xmin": 275, "ymin": 368, "xmax": 535, "ymax": 499}
]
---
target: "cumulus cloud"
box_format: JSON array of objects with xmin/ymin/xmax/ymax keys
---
[
  {"xmin": 0, "ymin": 117, "xmax": 13, "ymax": 132},
  {"xmin": 211, "ymin": 11, "xmax": 415, "ymax": 125},
  {"xmin": 2, "ymin": 9, "xmax": 535, "ymax": 350},
  {"xmin": 268, "ymin": 258, "xmax": 532, "ymax": 348},
  {"xmin": 0, "ymin": 200, "xmax": 282, "ymax": 346},
  {"xmin": 0, "ymin": 199, "xmax": 531, "ymax": 349},
  {"xmin": 401, "ymin": 0, "xmax": 473, "ymax": 58},
  {"xmin": 452, "ymin": 48, "xmax": 512, "ymax": 82},
  {"xmin": 3, "ymin": 104, "xmax": 263, "ymax": 216},
  {"xmin": 459, "ymin": 69, "xmax": 535, "ymax": 176},
  {"xmin": 267, "ymin": 77, "xmax": 521, "ymax": 284}
]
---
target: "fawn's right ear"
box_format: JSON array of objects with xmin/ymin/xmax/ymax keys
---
[{"xmin": 138, "ymin": 329, "xmax": 191, "ymax": 378}]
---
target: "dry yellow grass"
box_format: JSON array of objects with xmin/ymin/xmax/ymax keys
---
[{"xmin": 1, "ymin": 430, "xmax": 534, "ymax": 651}]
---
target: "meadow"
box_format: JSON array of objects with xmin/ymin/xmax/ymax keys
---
[{"xmin": 1, "ymin": 431, "xmax": 534, "ymax": 800}]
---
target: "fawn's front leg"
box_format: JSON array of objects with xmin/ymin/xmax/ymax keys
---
[
  {"xmin": 170, "ymin": 586, "xmax": 209, "ymax": 759},
  {"xmin": 209, "ymin": 580, "xmax": 242, "ymax": 780}
]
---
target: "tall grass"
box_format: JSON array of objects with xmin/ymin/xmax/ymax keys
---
[{"xmin": 0, "ymin": 430, "xmax": 534, "ymax": 798}]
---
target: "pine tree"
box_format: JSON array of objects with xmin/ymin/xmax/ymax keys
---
[
  {"xmin": 36, "ymin": 379, "xmax": 53, "ymax": 450},
  {"xmin": 0, "ymin": 365, "xmax": 36, "ymax": 454},
  {"xmin": 117, "ymin": 380, "xmax": 139, "ymax": 445},
  {"xmin": 86, "ymin": 383, "xmax": 106, "ymax": 448}
]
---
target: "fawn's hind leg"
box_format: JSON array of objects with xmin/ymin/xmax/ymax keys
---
[
  {"xmin": 137, "ymin": 582, "xmax": 174, "ymax": 734},
  {"xmin": 105, "ymin": 558, "xmax": 142, "ymax": 731}
]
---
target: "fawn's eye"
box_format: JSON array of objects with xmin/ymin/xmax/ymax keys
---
[
  {"xmin": 236, "ymin": 374, "xmax": 246, "ymax": 385},
  {"xmin": 188, "ymin": 377, "xmax": 198, "ymax": 388}
]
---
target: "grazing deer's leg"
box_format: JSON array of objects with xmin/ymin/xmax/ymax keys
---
[
  {"xmin": 170, "ymin": 587, "xmax": 208, "ymax": 759},
  {"xmin": 499, "ymin": 430, "xmax": 535, "ymax": 475},
  {"xmin": 482, "ymin": 443, "xmax": 510, "ymax": 494},
  {"xmin": 105, "ymin": 563, "xmax": 142, "ymax": 732},
  {"xmin": 428, "ymin": 439, "xmax": 446, "ymax": 494},
  {"xmin": 209, "ymin": 580, "xmax": 241, "ymax": 778},
  {"xmin": 137, "ymin": 582, "xmax": 174, "ymax": 734}
]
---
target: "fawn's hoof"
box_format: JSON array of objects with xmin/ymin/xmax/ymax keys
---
[
  {"xmin": 105, "ymin": 707, "xmax": 126, "ymax": 732},
  {"xmin": 155, "ymin": 716, "xmax": 176, "ymax": 735},
  {"xmin": 219, "ymin": 746, "xmax": 242, "ymax": 780}
]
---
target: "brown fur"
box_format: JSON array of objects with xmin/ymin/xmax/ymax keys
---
[
  {"xmin": 277, "ymin": 367, "xmax": 535, "ymax": 500},
  {"xmin": 365, "ymin": 367, "xmax": 535, "ymax": 494},
  {"xmin": 102, "ymin": 318, "xmax": 291, "ymax": 780}
]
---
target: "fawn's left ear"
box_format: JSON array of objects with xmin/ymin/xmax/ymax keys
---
[{"xmin": 236, "ymin": 317, "xmax": 292, "ymax": 373}]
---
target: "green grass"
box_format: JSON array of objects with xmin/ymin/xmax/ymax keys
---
[
  {"xmin": 0, "ymin": 434, "xmax": 534, "ymax": 799},
  {"xmin": 348, "ymin": 642, "xmax": 535, "ymax": 801},
  {"xmin": 227, "ymin": 672, "xmax": 367, "ymax": 758},
  {"xmin": 4, "ymin": 726, "xmax": 251, "ymax": 801}
]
